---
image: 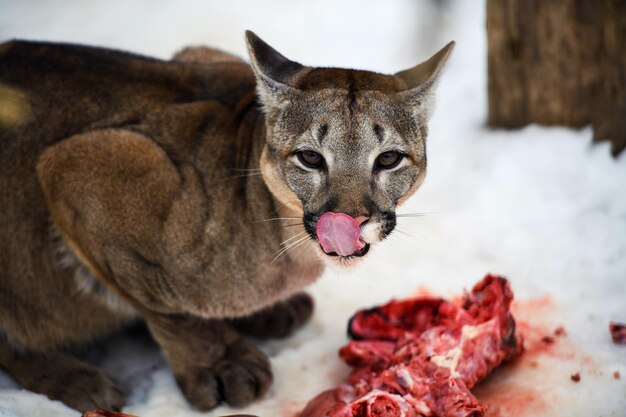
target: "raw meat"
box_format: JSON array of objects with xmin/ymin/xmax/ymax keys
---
[
  {"xmin": 82, "ymin": 411, "xmax": 256, "ymax": 417},
  {"xmin": 609, "ymin": 321, "xmax": 626, "ymax": 345},
  {"xmin": 82, "ymin": 411, "xmax": 137, "ymax": 417},
  {"xmin": 300, "ymin": 275, "xmax": 523, "ymax": 417}
]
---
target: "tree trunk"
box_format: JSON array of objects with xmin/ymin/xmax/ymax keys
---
[{"xmin": 487, "ymin": 0, "xmax": 626, "ymax": 156}]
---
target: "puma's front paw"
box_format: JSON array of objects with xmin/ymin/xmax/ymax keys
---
[
  {"xmin": 49, "ymin": 366, "xmax": 125, "ymax": 412},
  {"xmin": 177, "ymin": 338, "xmax": 272, "ymax": 410},
  {"xmin": 231, "ymin": 292, "xmax": 314, "ymax": 339},
  {"xmin": 0, "ymin": 347, "xmax": 124, "ymax": 413}
]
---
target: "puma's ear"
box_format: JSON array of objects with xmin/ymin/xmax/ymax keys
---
[
  {"xmin": 245, "ymin": 30, "xmax": 303, "ymax": 110},
  {"xmin": 395, "ymin": 41, "xmax": 455, "ymax": 119}
]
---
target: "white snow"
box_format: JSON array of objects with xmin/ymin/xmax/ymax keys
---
[{"xmin": 1, "ymin": 1, "xmax": 625, "ymax": 416}]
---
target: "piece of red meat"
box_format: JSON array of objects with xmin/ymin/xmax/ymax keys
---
[
  {"xmin": 82, "ymin": 411, "xmax": 257, "ymax": 417},
  {"xmin": 609, "ymin": 321, "xmax": 626, "ymax": 345},
  {"xmin": 300, "ymin": 275, "xmax": 523, "ymax": 417},
  {"xmin": 82, "ymin": 411, "xmax": 137, "ymax": 417}
]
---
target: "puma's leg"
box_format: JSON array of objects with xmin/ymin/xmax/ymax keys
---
[
  {"xmin": 0, "ymin": 338, "xmax": 124, "ymax": 412},
  {"xmin": 146, "ymin": 314, "xmax": 272, "ymax": 411},
  {"xmin": 172, "ymin": 46, "xmax": 244, "ymax": 64},
  {"xmin": 230, "ymin": 292, "xmax": 315, "ymax": 339}
]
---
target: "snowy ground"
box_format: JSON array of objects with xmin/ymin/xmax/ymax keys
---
[{"xmin": 1, "ymin": 1, "xmax": 625, "ymax": 416}]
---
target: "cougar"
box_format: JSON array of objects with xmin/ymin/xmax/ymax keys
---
[{"xmin": 0, "ymin": 31, "xmax": 453, "ymax": 412}]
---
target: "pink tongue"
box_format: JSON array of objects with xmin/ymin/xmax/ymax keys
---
[{"xmin": 316, "ymin": 212, "xmax": 365, "ymax": 257}]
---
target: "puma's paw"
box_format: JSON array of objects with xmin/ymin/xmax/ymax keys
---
[
  {"xmin": 231, "ymin": 292, "xmax": 315, "ymax": 339},
  {"xmin": 177, "ymin": 338, "xmax": 272, "ymax": 410},
  {"xmin": 45, "ymin": 365, "xmax": 125, "ymax": 412}
]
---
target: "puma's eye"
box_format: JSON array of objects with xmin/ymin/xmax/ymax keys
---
[
  {"xmin": 297, "ymin": 150, "xmax": 325, "ymax": 169},
  {"xmin": 376, "ymin": 151, "xmax": 403, "ymax": 169}
]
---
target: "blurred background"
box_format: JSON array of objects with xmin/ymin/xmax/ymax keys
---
[
  {"xmin": 0, "ymin": 0, "xmax": 454, "ymax": 71},
  {"xmin": 0, "ymin": 1, "xmax": 624, "ymax": 416}
]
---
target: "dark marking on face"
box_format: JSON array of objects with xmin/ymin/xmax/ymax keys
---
[
  {"xmin": 379, "ymin": 211, "xmax": 397, "ymax": 240},
  {"xmin": 302, "ymin": 211, "xmax": 318, "ymax": 239},
  {"xmin": 373, "ymin": 124, "xmax": 384, "ymax": 143},
  {"xmin": 292, "ymin": 68, "xmax": 405, "ymax": 92},
  {"xmin": 317, "ymin": 124, "xmax": 328, "ymax": 144},
  {"xmin": 362, "ymin": 196, "xmax": 378, "ymax": 215},
  {"xmin": 266, "ymin": 142, "xmax": 279, "ymax": 157},
  {"xmin": 347, "ymin": 73, "xmax": 357, "ymax": 112},
  {"xmin": 303, "ymin": 198, "xmax": 337, "ymax": 240}
]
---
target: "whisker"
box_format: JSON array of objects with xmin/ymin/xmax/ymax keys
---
[
  {"xmin": 395, "ymin": 211, "xmax": 443, "ymax": 218},
  {"xmin": 227, "ymin": 172, "xmax": 264, "ymax": 179},
  {"xmin": 277, "ymin": 234, "xmax": 312, "ymax": 261},
  {"xmin": 267, "ymin": 231, "xmax": 307, "ymax": 263},
  {"xmin": 253, "ymin": 217, "xmax": 301, "ymax": 223},
  {"xmin": 388, "ymin": 234, "xmax": 413, "ymax": 257},
  {"xmin": 396, "ymin": 214, "xmax": 427, "ymax": 218},
  {"xmin": 271, "ymin": 235, "xmax": 310, "ymax": 263},
  {"xmin": 271, "ymin": 200, "xmax": 289, "ymax": 216},
  {"xmin": 282, "ymin": 237, "xmax": 310, "ymax": 258},
  {"xmin": 282, "ymin": 223, "xmax": 304, "ymax": 228},
  {"xmin": 229, "ymin": 168, "xmax": 261, "ymax": 172},
  {"xmin": 395, "ymin": 228, "xmax": 418, "ymax": 239},
  {"xmin": 394, "ymin": 226, "xmax": 442, "ymax": 253},
  {"xmin": 278, "ymin": 231, "xmax": 308, "ymax": 247}
]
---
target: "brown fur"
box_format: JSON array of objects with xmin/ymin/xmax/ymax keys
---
[{"xmin": 0, "ymin": 33, "xmax": 452, "ymax": 411}]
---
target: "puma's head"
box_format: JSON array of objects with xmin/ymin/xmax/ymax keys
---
[{"xmin": 246, "ymin": 31, "xmax": 453, "ymax": 264}]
